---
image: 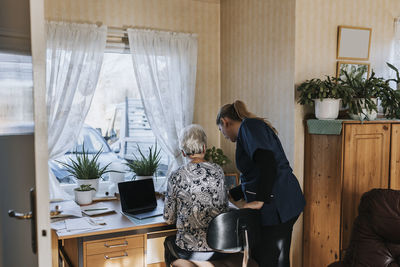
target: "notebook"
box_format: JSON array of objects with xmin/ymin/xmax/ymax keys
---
[{"xmin": 118, "ymin": 179, "xmax": 163, "ymax": 220}]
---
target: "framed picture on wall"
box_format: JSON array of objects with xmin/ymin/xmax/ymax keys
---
[
  {"xmin": 224, "ymin": 173, "xmax": 239, "ymax": 190},
  {"xmin": 337, "ymin": 26, "xmax": 372, "ymax": 61},
  {"xmin": 336, "ymin": 61, "xmax": 370, "ymax": 80}
]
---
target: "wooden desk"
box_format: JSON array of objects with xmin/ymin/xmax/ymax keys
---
[{"xmin": 52, "ymin": 200, "xmax": 175, "ymax": 267}]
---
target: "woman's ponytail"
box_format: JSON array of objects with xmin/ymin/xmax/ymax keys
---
[{"xmin": 217, "ymin": 100, "xmax": 278, "ymax": 134}]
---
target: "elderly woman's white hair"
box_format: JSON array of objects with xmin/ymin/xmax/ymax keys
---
[{"xmin": 179, "ymin": 124, "xmax": 207, "ymax": 156}]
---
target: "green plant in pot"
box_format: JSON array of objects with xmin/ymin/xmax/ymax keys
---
[
  {"xmin": 297, "ymin": 76, "xmax": 348, "ymax": 120},
  {"xmin": 57, "ymin": 144, "xmax": 116, "ymax": 197},
  {"xmin": 339, "ymin": 70, "xmax": 389, "ymax": 120},
  {"xmin": 126, "ymin": 144, "xmax": 161, "ymax": 180},
  {"xmin": 204, "ymin": 146, "xmax": 231, "ymax": 169},
  {"xmin": 378, "ymin": 82, "xmax": 400, "ymax": 119},
  {"xmin": 74, "ymin": 184, "xmax": 96, "ymax": 205}
]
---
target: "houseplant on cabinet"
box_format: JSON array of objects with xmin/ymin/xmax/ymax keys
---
[
  {"xmin": 126, "ymin": 144, "xmax": 161, "ymax": 180},
  {"xmin": 57, "ymin": 144, "xmax": 116, "ymax": 197},
  {"xmin": 297, "ymin": 76, "xmax": 347, "ymax": 120},
  {"xmin": 339, "ymin": 71, "xmax": 391, "ymax": 120},
  {"xmin": 74, "ymin": 184, "xmax": 96, "ymax": 205}
]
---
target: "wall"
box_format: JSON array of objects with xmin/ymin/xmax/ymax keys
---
[
  {"xmin": 294, "ymin": 0, "xmax": 400, "ymax": 265},
  {"xmin": 45, "ymin": 0, "xmax": 221, "ymax": 148},
  {"xmin": 220, "ymin": 0, "xmax": 296, "ymax": 167},
  {"xmin": 220, "ymin": 0, "xmax": 300, "ymax": 265}
]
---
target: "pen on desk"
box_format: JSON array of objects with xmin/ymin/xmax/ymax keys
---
[{"xmin": 84, "ymin": 208, "xmax": 108, "ymax": 211}]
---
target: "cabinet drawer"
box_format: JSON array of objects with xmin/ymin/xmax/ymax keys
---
[
  {"xmin": 86, "ymin": 248, "xmax": 144, "ymax": 267},
  {"xmin": 85, "ymin": 235, "xmax": 144, "ymax": 256}
]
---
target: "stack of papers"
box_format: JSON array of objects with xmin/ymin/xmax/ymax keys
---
[
  {"xmin": 51, "ymin": 217, "xmax": 106, "ymax": 235},
  {"xmin": 50, "ymin": 200, "xmax": 82, "ymax": 218}
]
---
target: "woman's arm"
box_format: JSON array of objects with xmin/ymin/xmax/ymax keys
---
[
  {"xmin": 242, "ymin": 149, "xmax": 277, "ymax": 210},
  {"xmin": 254, "ymin": 149, "xmax": 277, "ymax": 203},
  {"xmin": 163, "ymin": 174, "xmax": 177, "ymax": 224}
]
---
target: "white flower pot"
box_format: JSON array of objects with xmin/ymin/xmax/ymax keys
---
[
  {"xmin": 314, "ymin": 98, "xmax": 340, "ymax": 120},
  {"xmin": 349, "ymin": 98, "xmax": 377, "ymax": 121},
  {"xmin": 74, "ymin": 189, "xmax": 93, "ymax": 205},
  {"xmin": 77, "ymin": 178, "xmax": 99, "ymax": 197}
]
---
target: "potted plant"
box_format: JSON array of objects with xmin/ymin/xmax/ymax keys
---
[
  {"xmin": 339, "ymin": 71, "xmax": 389, "ymax": 120},
  {"xmin": 386, "ymin": 62, "xmax": 400, "ymax": 90},
  {"xmin": 297, "ymin": 76, "xmax": 346, "ymax": 120},
  {"xmin": 204, "ymin": 146, "xmax": 231, "ymax": 169},
  {"xmin": 74, "ymin": 184, "xmax": 96, "ymax": 205},
  {"xmin": 126, "ymin": 144, "xmax": 161, "ymax": 180},
  {"xmin": 57, "ymin": 144, "xmax": 116, "ymax": 196},
  {"xmin": 379, "ymin": 83, "xmax": 400, "ymax": 119}
]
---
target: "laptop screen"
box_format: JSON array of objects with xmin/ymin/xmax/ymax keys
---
[{"xmin": 118, "ymin": 179, "xmax": 157, "ymax": 213}]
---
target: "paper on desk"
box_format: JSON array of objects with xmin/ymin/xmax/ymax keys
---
[
  {"xmin": 64, "ymin": 217, "xmax": 103, "ymax": 231},
  {"xmin": 50, "ymin": 200, "xmax": 82, "ymax": 218}
]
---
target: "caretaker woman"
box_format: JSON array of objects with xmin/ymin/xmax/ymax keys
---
[{"xmin": 216, "ymin": 100, "xmax": 305, "ymax": 267}]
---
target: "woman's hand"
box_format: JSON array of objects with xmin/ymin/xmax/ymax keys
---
[{"xmin": 243, "ymin": 201, "xmax": 264, "ymax": 210}]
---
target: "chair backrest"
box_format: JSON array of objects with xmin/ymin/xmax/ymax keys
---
[{"xmin": 206, "ymin": 209, "xmax": 261, "ymax": 253}]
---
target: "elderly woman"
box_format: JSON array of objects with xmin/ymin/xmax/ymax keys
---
[{"xmin": 163, "ymin": 124, "xmax": 229, "ymax": 266}]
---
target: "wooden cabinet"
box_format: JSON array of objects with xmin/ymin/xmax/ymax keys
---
[
  {"xmin": 84, "ymin": 235, "xmax": 145, "ymax": 267},
  {"xmin": 303, "ymin": 121, "xmax": 400, "ymax": 267},
  {"xmin": 63, "ymin": 234, "xmax": 146, "ymax": 267}
]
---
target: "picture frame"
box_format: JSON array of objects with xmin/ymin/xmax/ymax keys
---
[
  {"xmin": 336, "ymin": 61, "xmax": 370, "ymax": 80},
  {"xmin": 224, "ymin": 172, "xmax": 239, "ymax": 190},
  {"xmin": 337, "ymin": 26, "xmax": 372, "ymax": 61}
]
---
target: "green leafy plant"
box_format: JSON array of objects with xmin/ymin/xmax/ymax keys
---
[
  {"xmin": 379, "ymin": 86, "xmax": 400, "ymax": 119},
  {"xmin": 56, "ymin": 144, "xmax": 116, "ymax": 180},
  {"xmin": 338, "ymin": 71, "xmax": 391, "ymax": 116},
  {"xmin": 126, "ymin": 144, "xmax": 161, "ymax": 177},
  {"xmin": 74, "ymin": 184, "xmax": 96, "ymax": 192},
  {"xmin": 297, "ymin": 76, "xmax": 348, "ymax": 106},
  {"xmin": 204, "ymin": 146, "xmax": 231, "ymax": 167}
]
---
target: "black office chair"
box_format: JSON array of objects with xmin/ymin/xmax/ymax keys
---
[
  {"xmin": 167, "ymin": 209, "xmax": 260, "ymax": 267},
  {"xmin": 206, "ymin": 208, "xmax": 261, "ymax": 267}
]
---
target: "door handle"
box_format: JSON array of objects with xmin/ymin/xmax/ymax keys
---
[
  {"xmin": 7, "ymin": 188, "xmax": 37, "ymax": 254},
  {"xmin": 8, "ymin": 210, "xmax": 33, "ymax": 220}
]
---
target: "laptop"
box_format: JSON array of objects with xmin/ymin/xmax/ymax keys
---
[{"xmin": 118, "ymin": 179, "xmax": 164, "ymax": 220}]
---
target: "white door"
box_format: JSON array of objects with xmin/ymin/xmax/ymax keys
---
[{"xmin": 0, "ymin": 0, "xmax": 51, "ymax": 266}]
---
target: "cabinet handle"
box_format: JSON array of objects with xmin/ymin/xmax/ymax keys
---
[
  {"xmin": 104, "ymin": 240, "xmax": 128, "ymax": 248},
  {"xmin": 104, "ymin": 252, "xmax": 128, "ymax": 260},
  {"xmin": 383, "ymin": 125, "xmax": 389, "ymax": 131}
]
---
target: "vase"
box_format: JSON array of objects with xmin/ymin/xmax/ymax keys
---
[
  {"xmin": 314, "ymin": 98, "xmax": 340, "ymax": 120},
  {"xmin": 74, "ymin": 189, "xmax": 93, "ymax": 205},
  {"xmin": 77, "ymin": 178, "xmax": 100, "ymax": 197}
]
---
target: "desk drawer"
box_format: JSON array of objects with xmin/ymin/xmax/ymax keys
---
[
  {"xmin": 85, "ymin": 235, "xmax": 144, "ymax": 256},
  {"xmin": 86, "ymin": 248, "xmax": 144, "ymax": 267}
]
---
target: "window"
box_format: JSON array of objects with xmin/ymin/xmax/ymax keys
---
[
  {"xmin": 0, "ymin": 51, "xmax": 34, "ymax": 133},
  {"xmin": 53, "ymin": 52, "xmax": 170, "ymax": 186}
]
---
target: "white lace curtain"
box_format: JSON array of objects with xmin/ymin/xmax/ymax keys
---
[
  {"xmin": 46, "ymin": 21, "xmax": 107, "ymax": 200},
  {"xmin": 127, "ymin": 29, "xmax": 198, "ymax": 188}
]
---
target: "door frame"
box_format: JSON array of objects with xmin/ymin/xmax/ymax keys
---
[{"xmin": 30, "ymin": 0, "xmax": 52, "ymax": 265}]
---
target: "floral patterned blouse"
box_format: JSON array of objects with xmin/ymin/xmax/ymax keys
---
[{"xmin": 163, "ymin": 162, "xmax": 228, "ymax": 251}]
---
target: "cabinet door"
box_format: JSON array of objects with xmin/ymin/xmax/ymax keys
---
[
  {"xmin": 303, "ymin": 133, "xmax": 342, "ymax": 267},
  {"xmin": 341, "ymin": 123, "xmax": 391, "ymax": 254},
  {"xmin": 390, "ymin": 124, "xmax": 400, "ymax": 189}
]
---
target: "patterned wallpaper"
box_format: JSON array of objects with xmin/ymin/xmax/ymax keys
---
[
  {"xmin": 45, "ymin": 0, "xmax": 221, "ymax": 147},
  {"xmin": 220, "ymin": 0, "xmax": 296, "ymax": 170},
  {"xmin": 220, "ymin": 1, "xmax": 300, "ymax": 264}
]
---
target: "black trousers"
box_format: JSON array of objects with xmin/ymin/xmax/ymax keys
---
[{"xmin": 252, "ymin": 216, "xmax": 298, "ymax": 267}]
